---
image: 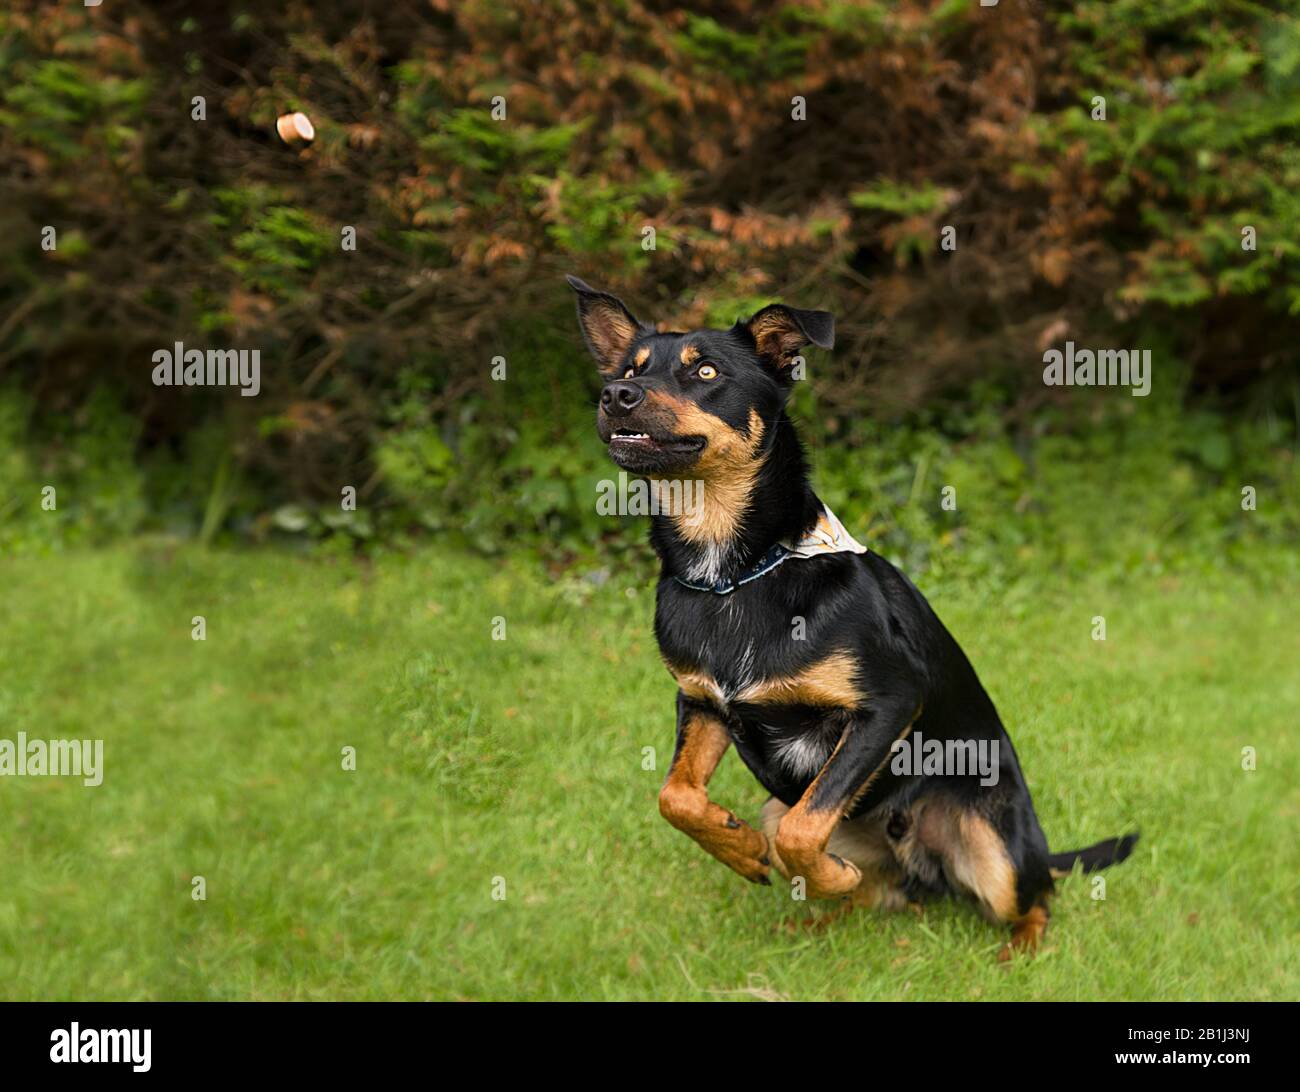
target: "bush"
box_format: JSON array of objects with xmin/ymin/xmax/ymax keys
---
[{"xmin": 0, "ymin": 1, "xmax": 1296, "ymax": 567}]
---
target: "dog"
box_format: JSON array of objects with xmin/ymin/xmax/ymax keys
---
[{"xmin": 568, "ymin": 275, "xmax": 1138, "ymax": 957}]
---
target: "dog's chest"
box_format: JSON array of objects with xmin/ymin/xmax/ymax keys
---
[
  {"xmin": 654, "ymin": 588, "xmax": 863, "ymax": 713},
  {"xmin": 655, "ymin": 586, "xmax": 864, "ymax": 789},
  {"xmin": 655, "ymin": 591, "xmax": 784, "ymax": 706}
]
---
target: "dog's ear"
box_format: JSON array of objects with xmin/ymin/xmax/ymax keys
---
[
  {"xmin": 740, "ymin": 304, "xmax": 835, "ymax": 373},
  {"xmin": 566, "ymin": 275, "xmax": 646, "ymax": 377}
]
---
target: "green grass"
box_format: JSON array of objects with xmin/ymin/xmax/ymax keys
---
[{"xmin": 0, "ymin": 542, "xmax": 1296, "ymax": 1000}]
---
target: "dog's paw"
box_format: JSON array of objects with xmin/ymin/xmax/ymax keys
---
[
  {"xmin": 794, "ymin": 853, "xmax": 863, "ymax": 900},
  {"xmin": 722, "ymin": 830, "xmax": 772, "ymax": 885},
  {"xmin": 731, "ymin": 854, "xmax": 772, "ymax": 885}
]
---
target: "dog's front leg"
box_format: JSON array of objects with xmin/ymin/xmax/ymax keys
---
[
  {"xmin": 658, "ymin": 694, "xmax": 771, "ymax": 885},
  {"xmin": 774, "ymin": 701, "xmax": 921, "ymax": 900}
]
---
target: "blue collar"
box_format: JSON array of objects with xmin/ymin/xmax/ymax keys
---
[{"xmin": 672, "ymin": 543, "xmax": 792, "ymax": 595}]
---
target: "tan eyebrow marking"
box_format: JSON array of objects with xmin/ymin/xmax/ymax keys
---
[
  {"xmin": 635, "ymin": 346, "xmax": 651, "ymax": 366},
  {"xmin": 679, "ymin": 344, "xmax": 700, "ymax": 367}
]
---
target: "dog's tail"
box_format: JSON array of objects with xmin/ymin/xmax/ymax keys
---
[{"xmin": 1048, "ymin": 832, "xmax": 1139, "ymax": 879}]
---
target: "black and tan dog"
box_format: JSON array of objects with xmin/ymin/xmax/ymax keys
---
[{"xmin": 568, "ymin": 275, "xmax": 1137, "ymax": 957}]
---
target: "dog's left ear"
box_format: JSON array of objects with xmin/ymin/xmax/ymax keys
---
[
  {"xmin": 566, "ymin": 275, "xmax": 646, "ymax": 377},
  {"xmin": 740, "ymin": 304, "xmax": 835, "ymax": 372}
]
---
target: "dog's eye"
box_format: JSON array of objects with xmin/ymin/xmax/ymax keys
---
[
  {"xmin": 623, "ymin": 368, "xmax": 635, "ymax": 379},
  {"xmin": 697, "ymin": 364, "xmax": 718, "ymax": 380}
]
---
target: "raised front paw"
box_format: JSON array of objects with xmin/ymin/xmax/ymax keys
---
[
  {"xmin": 660, "ymin": 786, "xmax": 772, "ymax": 885},
  {"xmin": 704, "ymin": 814, "xmax": 771, "ymax": 885},
  {"xmin": 717, "ymin": 826, "xmax": 772, "ymax": 885}
]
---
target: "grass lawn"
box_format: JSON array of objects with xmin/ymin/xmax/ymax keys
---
[{"xmin": 0, "ymin": 542, "xmax": 1295, "ymax": 1000}]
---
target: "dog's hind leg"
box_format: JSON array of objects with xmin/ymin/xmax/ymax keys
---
[
  {"xmin": 763, "ymin": 798, "xmax": 911, "ymax": 915},
  {"xmin": 916, "ymin": 800, "xmax": 1054, "ymax": 959},
  {"xmin": 658, "ymin": 695, "xmax": 771, "ymax": 885}
]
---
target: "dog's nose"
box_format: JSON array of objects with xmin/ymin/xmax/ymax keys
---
[{"xmin": 600, "ymin": 381, "xmax": 645, "ymax": 417}]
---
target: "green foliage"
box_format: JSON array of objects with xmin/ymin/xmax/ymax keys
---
[
  {"xmin": 0, "ymin": 0, "xmax": 1296, "ymax": 568},
  {"xmin": 1044, "ymin": 1, "xmax": 1300, "ymax": 312},
  {"xmin": 805, "ymin": 373, "xmax": 1299, "ymax": 593},
  {"xmin": 526, "ymin": 170, "xmax": 680, "ymax": 260},
  {"xmin": 422, "ymin": 110, "xmax": 587, "ymax": 177},
  {"xmin": 850, "ymin": 180, "xmax": 952, "ymax": 217},
  {"xmin": 213, "ymin": 190, "xmax": 334, "ymax": 298},
  {"xmin": 673, "ymin": 12, "xmax": 818, "ymax": 79},
  {"xmin": 0, "ymin": 384, "xmax": 147, "ymax": 553},
  {"xmin": 0, "ymin": 58, "xmax": 147, "ymax": 163}
]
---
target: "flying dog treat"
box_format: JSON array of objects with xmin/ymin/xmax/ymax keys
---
[{"xmin": 276, "ymin": 112, "xmax": 315, "ymax": 144}]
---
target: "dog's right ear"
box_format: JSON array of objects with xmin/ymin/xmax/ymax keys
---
[{"xmin": 566, "ymin": 275, "xmax": 645, "ymax": 377}]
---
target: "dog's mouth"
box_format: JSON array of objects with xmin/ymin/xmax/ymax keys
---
[{"xmin": 608, "ymin": 428, "xmax": 706, "ymax": 456}]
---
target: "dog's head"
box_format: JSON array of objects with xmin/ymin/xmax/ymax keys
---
[{"xmin": 567, "ymin": 275, "xmax": 833, "ymax": 478}]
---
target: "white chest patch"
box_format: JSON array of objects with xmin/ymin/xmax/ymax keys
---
[
  {"xmin": 683, "ymin": 539, "xmax": 734, "ymax": 586},
  {"xmin": 759, "ymin": 719, "xmax": 843, "ymax": 778}
]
